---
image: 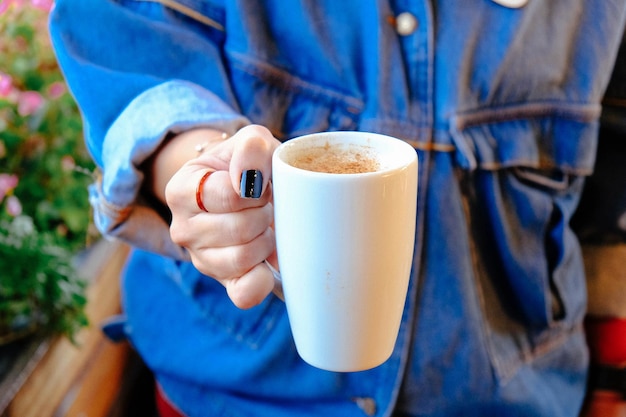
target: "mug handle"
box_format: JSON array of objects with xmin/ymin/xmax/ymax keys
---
[{"xmin": 265, "ymin": 260, "xmax": 284, "ymax": 301}]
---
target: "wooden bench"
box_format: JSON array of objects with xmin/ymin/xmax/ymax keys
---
[{"xmin": 0, "ymin": 240, "xmax": 143, "ymax": 417}]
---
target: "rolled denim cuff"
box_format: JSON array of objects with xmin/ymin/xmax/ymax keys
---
[
  {"xmin": 91, "ymin": 80, "xmax": 249, "ymax": 259},
  {"xmin": 584, "ymin": 243, "xmax": 626, "ymax": 318}
]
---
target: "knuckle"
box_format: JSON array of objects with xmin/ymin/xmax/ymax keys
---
[
  {"xmin": 240, "ymin": 123, "xmax": 272, "ymax": 138},
  {"xmin": 226, "ymin": 265, "xmax": 272, "ymax": 310},
  {"xmin": 229, "ymin": 247, "xmax": 257, "ymax": 274},
  {"xmin": 228, "ymin": 287, "xmax": 258, "ymax": 310},
  {"xmin": 165, "ymin": 178, "xmax": 186, "ymax": 209},
  {"xmin": 168, "ymin": 220, "xmax": 189, "ymax": 246}
]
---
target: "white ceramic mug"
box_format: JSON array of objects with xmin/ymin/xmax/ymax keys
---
[{"xmin": 272, "ymin": 131, "xmax": 418, "ymax": 372}]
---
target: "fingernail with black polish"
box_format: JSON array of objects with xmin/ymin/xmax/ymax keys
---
[{"xmin": 240, "ymin": 169, "xmax": 263, "ymax": 198}]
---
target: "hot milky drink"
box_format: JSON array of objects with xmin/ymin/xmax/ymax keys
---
[{"xmin": 290, "ymin": 143, "xmax": 379, "ymax": 174}]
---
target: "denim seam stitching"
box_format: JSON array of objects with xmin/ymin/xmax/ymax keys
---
[
  {"xmin": 227, "ymin": 51, "xmax": 364, "ymax": 111},
  {"xmin": 134, "ymin": 0, "xmax": 225, "ymax": 31},
  {"xmin": 453, "ymin": 101, "xmax": 602, "ymax": 130}
]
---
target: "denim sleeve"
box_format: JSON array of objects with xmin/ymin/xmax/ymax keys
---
[
  {"xmin": 49, "ymin": 0, "xmax": 249, "ymax": 258},
  {"xmin": 574, "ymin": 30, "xmax": 626, "ymax": 317}
]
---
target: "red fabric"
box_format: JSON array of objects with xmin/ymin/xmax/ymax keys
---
[
  {"xmin": 155, "ymin": 383, "xmax": 186, "ymax": 417},
  {"xmin": 580, "ymin": 391, "xmax": 626, "ymax": 417},
  {"xmin": 586, "ymin": 317, "xmax": 626, "ymax": 366}
]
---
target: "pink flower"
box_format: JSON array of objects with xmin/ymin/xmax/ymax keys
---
[
  {"xmin": 0, "ymin": 0, "xmax": 25, "ymax": 14},
  {"xmin": 56, "ymin": 223, "xmax": 68, "ymax": 237},
  {"xmin": 0, "ymin": 173, "xmax": 19, "ymax": 202},
  {"xmin": 5, "ymin": 195, "xmax": 22, "ymax": 216},
  {"xmin": 17, "ymin": 91, "xmax": 44, "ymax": 116},
  {"xmin": 0, "ymin": 72, "xmax": 13, "ymax": 97},
  {"xmin": 47, "ymin": 81, "xmax": 66, "ymax": 99},
  {"xmin": 0, "ymin": 0, "xmax": 12, "ymax": 15},
  {"xmin": 61, "ymin": 155, "xmax": 75, "ymax": 171},
  {"xmin": 31, "ymin": 0, "xmax": 53, "ymax": 12}
]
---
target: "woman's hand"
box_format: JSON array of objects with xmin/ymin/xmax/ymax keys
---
[{"xmin": 157, "ymin": 124, "xmax": 280, "ymax": 309}]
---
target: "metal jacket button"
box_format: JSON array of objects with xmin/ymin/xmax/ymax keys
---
[
  {"xmin": 395, "ymin": 12, "xmax": 418, "ymax": 36},
  {"xmin": 490, "ymin": 0, "xmax": 528, "ymax": 8}
]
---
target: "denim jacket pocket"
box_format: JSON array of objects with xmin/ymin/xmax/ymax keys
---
[
  {"xmin": 449, "ymin": 103, "xmax": 600, "ymax": 381},
  {"xmin": 227, "ymin": 52, "xmax": 363, "ymax": 139},
  {"xmin": 176, "ymin": 260, "xmax": 286, "ymax": 351},
  {"xmin": 122, "ymin": 251, "xmax": 288, "ymax": 388}
]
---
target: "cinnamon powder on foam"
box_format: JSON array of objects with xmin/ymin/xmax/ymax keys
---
[{"xmin": 291, "ymin": 144, "xmax": 379, "ymax": 174}]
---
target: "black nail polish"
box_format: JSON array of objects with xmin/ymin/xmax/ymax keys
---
[{"xmin": 240, "ymin": 169, "xmax": 263, "ymax": 198}]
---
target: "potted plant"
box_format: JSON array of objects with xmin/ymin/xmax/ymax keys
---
[{"xmin": 0, "ymin": 0, "xmax": 95, "ymax": 344}]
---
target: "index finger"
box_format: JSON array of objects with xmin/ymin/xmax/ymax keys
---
[{"xmin": 228, "ymin": 125, "xmax": 280, "ymax": 198}]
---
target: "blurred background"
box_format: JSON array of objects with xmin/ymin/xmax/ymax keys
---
[{"xmin": 0, "ymin": 2, "xmax": 153, "ymax": 416}]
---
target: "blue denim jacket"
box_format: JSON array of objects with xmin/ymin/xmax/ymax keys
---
[{"xmin": 49, "ymin": 1, "xmax": 626, "ymax": 416}]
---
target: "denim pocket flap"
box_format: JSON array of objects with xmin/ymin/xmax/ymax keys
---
[{"xmin": 450, "ymin": 103, "xmax": 601, "ymax": 175}]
